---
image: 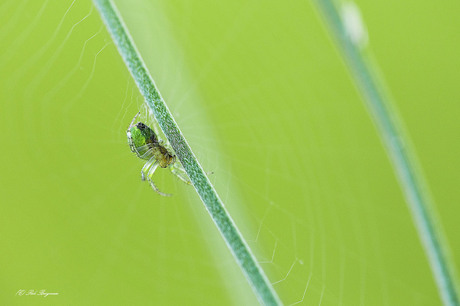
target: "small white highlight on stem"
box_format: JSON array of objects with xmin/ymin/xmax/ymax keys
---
[{"xmin": 341, "ymin": 1, "xmax": 368, "ymax": 48}]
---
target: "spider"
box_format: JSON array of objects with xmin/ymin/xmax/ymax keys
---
[{"xmin": 127, "ymin": 112, "xmax": 191, "ymax": 196}]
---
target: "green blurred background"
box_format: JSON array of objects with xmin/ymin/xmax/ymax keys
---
[{"xmin": 1, "ymin": 0, "xmax": 459, "ymax": 305}]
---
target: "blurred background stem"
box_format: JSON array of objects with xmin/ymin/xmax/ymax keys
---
[{"xmin": 315, "ymin": 1, "xmax": 460, "ymax": 305}]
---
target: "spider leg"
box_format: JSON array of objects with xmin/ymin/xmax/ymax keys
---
[
  {"xmin": 170, "ymin": 162, "xmax": 192, "ymax": 185},
  {"xmin": 138, "ymin": 146, "xmax": 154, "ymax": 160},
  {"xmin": 129, "ymin": 112, "xmax": 140, "ymax": 128},
  {"xmin": 147, "ymin": 160, "xmax": 172, "ymax": 197},
  {"xmin": 127, "ymin": 113, "xmax": 141, "ymax": 153},
  {"xmin": 141, "ymin": 155, "xmax": 156, "ymax": 181}
]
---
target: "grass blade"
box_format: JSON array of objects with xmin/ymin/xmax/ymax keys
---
[
  {"xmin": 93, "ymin": 0, "xmax": 281, "ymax": 304},
  {"xmin": 315, "ymin": 1, "xmax": 460, "ymax": 305}
]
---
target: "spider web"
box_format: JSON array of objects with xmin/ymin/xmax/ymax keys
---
[{"xmin": 0, "ymin": 0, "xmax": 455, "ymax": 305}]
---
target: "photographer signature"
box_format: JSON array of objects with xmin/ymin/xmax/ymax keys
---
[{"xmin": 16, "ymin": 289, "xmax": 59, "ymax": 297}]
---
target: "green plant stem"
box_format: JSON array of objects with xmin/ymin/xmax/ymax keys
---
[
  {"xmin": 315, "ymin": 1, "xmax": 459, "ymax": 305},
  {"xmin": 93, "ymin": 0, "xmax": 281, "ymax": 305}
]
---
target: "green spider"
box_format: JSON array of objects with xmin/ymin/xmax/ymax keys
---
[{"xmin": 127, "ymin": 112, "xmax": 191, "ymax": 196}]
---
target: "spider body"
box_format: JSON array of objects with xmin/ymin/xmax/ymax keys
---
[
  {"xmin": 128, "ymin": 121, "xmax": 175, "ymax": 167},
  {"xmin": 127, "ymin": 113, "xmax": 190, "ymax": 196}
]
